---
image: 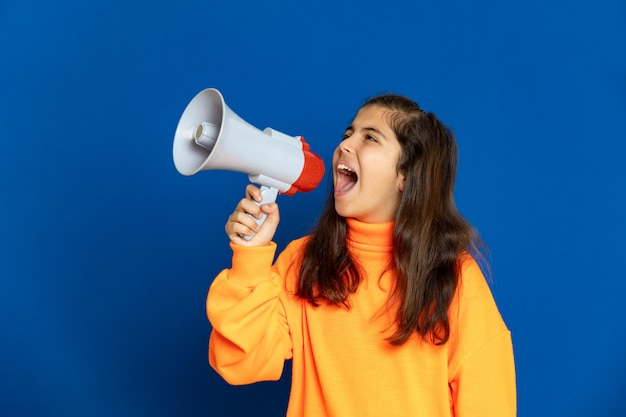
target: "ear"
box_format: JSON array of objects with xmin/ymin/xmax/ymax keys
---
[{"xmin": 397, "ymin": 173, "xmax": 406, "ymax": 192}]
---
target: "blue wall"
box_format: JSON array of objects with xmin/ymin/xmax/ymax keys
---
[{"xmin": 1, "ymin": 0, "xmax": 624, "ymax": 416}]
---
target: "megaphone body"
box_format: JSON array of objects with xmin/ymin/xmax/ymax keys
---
[{"xmin": 173, "ymin": 88, "xmax": 325, "ymax": 238}]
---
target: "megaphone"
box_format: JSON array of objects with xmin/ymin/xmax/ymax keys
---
[{"xmin": 173, "ymin": 88, "xmax": 325, "ymax": 238}]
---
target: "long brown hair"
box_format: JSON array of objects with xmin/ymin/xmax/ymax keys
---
[{"xmin": 297, "ymin": 93, "xmax": 485, "ymax": 345}]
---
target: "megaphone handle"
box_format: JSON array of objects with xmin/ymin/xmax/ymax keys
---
[{"xmin": 243, "ymin": 185, "xmax": 279, "ymax": 241}]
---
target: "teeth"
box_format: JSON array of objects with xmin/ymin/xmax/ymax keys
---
[{"xmin": 337, "ymin": 163, "xmax": 354, "ymax": 173}]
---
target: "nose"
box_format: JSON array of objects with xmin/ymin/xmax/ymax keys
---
[{"xmin": 339, "ymin": 136, "xmax": 354, "ymax": 154}]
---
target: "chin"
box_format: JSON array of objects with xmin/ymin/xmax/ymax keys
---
[{"xmin": 333, "ymin": 203, "xmax": 352, "ymax": 219}]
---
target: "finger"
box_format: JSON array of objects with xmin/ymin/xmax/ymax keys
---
[
  {"xmin": 233, "ymin": 209, "xmax": 263, "ymax": 231},
  {"xmin": 245, "ymin": 184, "xmax": 263, "ymax": 203},
  {"xmin": 260, "ymin": 202, "xmax": 279, "ymax": 225},
  {"xmin": 244, "ymin": 203, "xmax": 279, "ymax": 245},
  {"xmin": 235, "ymin": 197, "xmax": 265, "ymax": 221},
  {"xmin": 226, "ymin": 219, "xmax": 258, "ymax": 241},
  {"xmin": 225, "ymin": 185, "xmax": 279, "ymax": 246},
  {"xmin": 226, "ymin": 205, "xmax": 261, "ymax": 233}
]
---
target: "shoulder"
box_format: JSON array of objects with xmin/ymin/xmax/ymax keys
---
[
  {"xmin": 456, "ymin": 252, "xmax": 491, "ymax": 300},
  {"xmin": 451, "ymin": 252, "xmax": 508, "ymax": 339},
  {"xmin": 277, "ymin": 235, "xmax": 311, "ymax": 264},
  {"xmin": 448, "ymin": 255, "xmax": 514, "ymax": 394}
]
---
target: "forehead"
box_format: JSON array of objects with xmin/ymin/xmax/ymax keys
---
[
  {"xmin": 350, "ymin": 105, "xmax": 396, "ymax": 131},
  {"xmin": 348, "ymin": 105, "xmax": 398, "ymax": 139},
  {"xmin": 353, "ymin": 105, "xmax": 389, "ymax": 123}
]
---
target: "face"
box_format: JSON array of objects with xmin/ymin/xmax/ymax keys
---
[{"xmin": 332, "ymin": 105, "xmax": 405, "ymax": 223}]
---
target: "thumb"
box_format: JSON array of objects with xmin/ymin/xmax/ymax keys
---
[{"xmin": 250, "ymin": 202, "xmax": 280, "ymax": 245}]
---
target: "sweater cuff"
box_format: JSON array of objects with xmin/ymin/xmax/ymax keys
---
[{"xmin": 228, "ymin": 242, "xmax": 277, "ymax": 286}]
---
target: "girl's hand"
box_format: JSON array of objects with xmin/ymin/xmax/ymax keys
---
[{"xmin": 225, "ymin": 184, "xmax": 280, "ymax": 246}]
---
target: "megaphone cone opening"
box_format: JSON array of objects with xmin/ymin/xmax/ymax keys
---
[{"xmin": 172, "ymin": 88, "xmax": 224, "ymax": 176}]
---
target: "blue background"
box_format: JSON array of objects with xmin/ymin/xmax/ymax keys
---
[{"xmin": 1, "ymin": 0, "xmax": 625, "ymax": 416}]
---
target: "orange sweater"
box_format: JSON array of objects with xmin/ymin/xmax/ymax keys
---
[{"xmin": 207, "ymin": 219, "xmax": 516, "ymax": 416}]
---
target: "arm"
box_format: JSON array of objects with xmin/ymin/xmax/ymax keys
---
[
  {"xmin": 449, "ymin": 331, "xmax": 516, "ymax": 416},
  {"xmin": 207, "ymin": 243, "xmax": 292, "ymax": 385},
  {"xmin": 206, "ymin": 184, "xmax": 292, "ymax": 385},
  {"xmin": 449, "ymin": 258, "xmax": 517, "ymax": 416}
]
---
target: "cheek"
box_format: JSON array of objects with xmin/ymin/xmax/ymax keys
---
[
  {"xmin": 331, "ymin": 148, "xmax": 340, "ymax": 179},
  {"xmin": 331, "ymin": 147, "xmax": 342, "ymax": 164},
  {"xmin": 369, "ymin": 160, "xmax": 400, "ymax": 186}
]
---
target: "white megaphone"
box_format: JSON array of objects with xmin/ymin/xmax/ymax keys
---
[{"xmin": 173, "ymin": 88, "xmax": 325, "ymax": 239}]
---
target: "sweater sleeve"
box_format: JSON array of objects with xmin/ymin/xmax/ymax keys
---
[
  {"xmin": 450, "ymin": 331, "xmax": 516, "ymax": 417},
  {"xmin": 448, "ymin": 258, "xmax": 517, "ymax": 417},
  {"xmin": 206, "ymin": 242, "xmax": 293, "ymax": 385}
]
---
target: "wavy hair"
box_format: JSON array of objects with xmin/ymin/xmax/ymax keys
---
[{"xmin": 297, "ymin": 94, "xmax": 485, "ymax": 345}]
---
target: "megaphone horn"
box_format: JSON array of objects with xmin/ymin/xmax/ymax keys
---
[{"xmin": 172, "ymin": 88, "xmax": 325, "ymax": 239}]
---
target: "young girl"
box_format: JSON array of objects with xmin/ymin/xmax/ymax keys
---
[{"xmin": 207, "ymin": 94, "xmax": 516, "ymax": 416}]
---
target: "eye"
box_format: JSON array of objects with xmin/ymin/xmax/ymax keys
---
[
  {"xmin": 342, "ymin": 131, "xmax": 352, "ymax": 141},
  {"xmin": 365, "ymin": 134, "xmax": 378, "ymax": 142}
]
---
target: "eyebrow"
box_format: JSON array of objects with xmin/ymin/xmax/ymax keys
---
[{"xmin": 344, "ymin": 125, "xmax": 388, "ymax": 141}]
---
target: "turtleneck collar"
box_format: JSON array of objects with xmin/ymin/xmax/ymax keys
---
[{"xmin": 345, "ymin": 218, "xmax": 394, "ymax": 253}]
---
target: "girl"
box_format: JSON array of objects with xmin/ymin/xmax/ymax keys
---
[{"xmin": 207, "ymin": 94, "xmax": 516, "ymax": 416}]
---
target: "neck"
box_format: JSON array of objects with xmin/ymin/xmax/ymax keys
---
[{"xmin": 345, "ymin": 218, "xmax": 394, "ymax": 252}]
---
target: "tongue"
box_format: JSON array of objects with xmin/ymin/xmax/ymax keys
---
[{"xmin": 336, "ymin": 172, "xmax": 357, "ymax": 192}]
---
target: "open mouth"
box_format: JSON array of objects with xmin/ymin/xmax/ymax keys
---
[{"xmin": 335, "ymin": 163, "xmax": 358, "ymax": 193}]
